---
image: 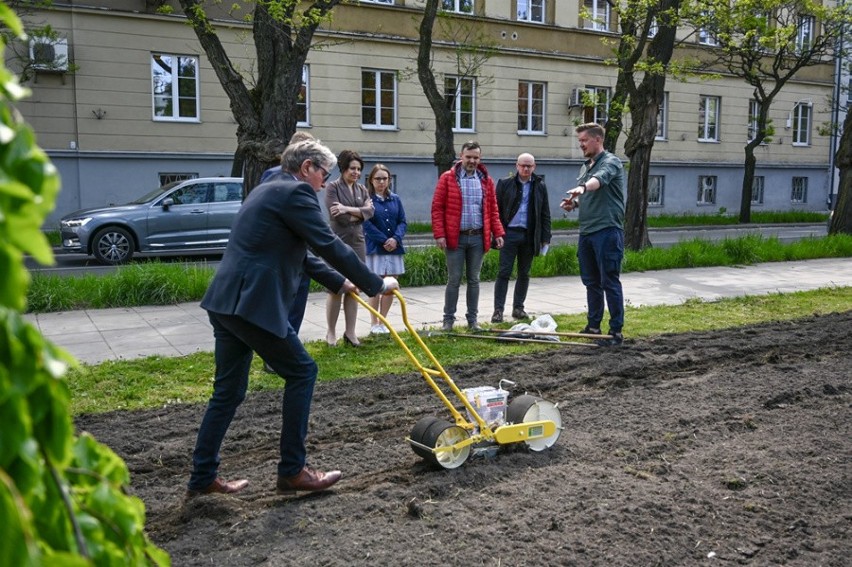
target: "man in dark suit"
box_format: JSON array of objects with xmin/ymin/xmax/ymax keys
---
[
  {"xmin": 492, "ymin": 153, "xmax": 551, "ymax": 323},
  {"xmin": 187, "ymin": 139, "xmax": 399, "ymax": 497}
]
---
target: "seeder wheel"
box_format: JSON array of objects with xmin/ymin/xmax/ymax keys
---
[
  {"xmin": 506, "ymin": 395, "xmax": 563, "ymax": 452},
  {"xmin": 409, "ymin": 417, "xmax": 471, "ymax": 469}
]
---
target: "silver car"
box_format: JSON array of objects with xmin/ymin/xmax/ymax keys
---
[{"xmin": 59, "ymin": 177, "xmax": 244, "ymax": 265}]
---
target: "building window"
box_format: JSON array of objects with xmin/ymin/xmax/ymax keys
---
[
  {"xmin": 361, "ymin": 69, "xmax": 397, "ymax": 129},
  {"xmin": 698, "ymin": 95, "xmax": 720, "ymax": 141},
  {"xmin": 583, "ymin": 0, "xmax": 610, "ymax": 31},
  {"xmin": 698, "ymin": 12, "xmax": 717, "ymax": 46},
  {"xmin": 583, "ymin": 86, "xmax": 609, "ymax": 125},
  {"xmin": 152, "ymin": 53, "xmax": 199, "ymax": 121},
  {"xmin": 748, "ymin": 99, "xmax": 761, "ymax": 141},
  {"xmin": 297, "ymin": 65, "xmax": 310, "ymax": 127},
  {"xmin": 442, "ymin": 0, "xmax": 473, "ymax": 14},
  {"xmin": 518, "ymin": 0, "xmax": 545, "ymax": 23},
  {"xmin": 648, "ymin": 18, "xmax": 658, "ymax": 38},
  {"xmin": 796, "ymin": 15, "xmax": 814, "ymax": 52},
  {"xmin": 752, "ymin": 176, "xmax": 764, "ymax": 205},
  {"xmin": 792, "ymin": 102, "xmax": 811, "ymax": 146},
  {"xmin": 445, "ymin": 76, "xmax": 475, "ymax": 132},
  {"xmin": 656, "ymin": 92, "xmax": 668, "ymax": 140},
  {"xmin": 159, "ymin": 172, "xmax": 198, "ymax": 186},
  {"xmin": 697, "ymin": 175, "xmax": 717, "ymax": 205},
  {"xmin": 791, "ymin": 177, "xmax": 808, "ymax": 203},
  {"xmin": 518, "ymin": 81, "xmax": 546, "ymax": 134},
  {"xmin": 648, "ymin": 175, "xmax": 664, "ymax": 207}
]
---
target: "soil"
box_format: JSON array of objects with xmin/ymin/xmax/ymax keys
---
[{"xmin": 76, "ymin": 311, "xmax": 852, "ymax": 567}]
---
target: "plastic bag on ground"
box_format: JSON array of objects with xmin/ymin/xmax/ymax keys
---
[{"xmin": 498, "ymin": 314, "xmax": 560, "ymax": 341}]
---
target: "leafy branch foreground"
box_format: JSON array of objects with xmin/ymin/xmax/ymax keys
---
[
  {"xmin": 66, "ymin": 287, "xmax": 852, "ymax": 416},
  {"xmin": 28, "ymin": 233, "xmax": 852, "ymax": 313}
]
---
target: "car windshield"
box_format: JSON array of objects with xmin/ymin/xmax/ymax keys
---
[{"xmin": 128, "ymin": 181, "xmax": 182, "ymax": 205}]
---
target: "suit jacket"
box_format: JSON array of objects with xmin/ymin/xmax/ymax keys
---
[
  {"xmin": 496, "ymin": 172, "xmax": 552, "ymax": 255},
  {"xmin": 201, "ymin": 174, "xmax": 384, "ymax": 338},
  {"xmin": 324, "ymin": 177, "xmax": 373, "ymax": 259}
]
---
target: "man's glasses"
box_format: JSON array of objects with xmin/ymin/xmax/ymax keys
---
[{"xmin": 314, "ymin": 163, "xmax": 332, "ymax": 183}]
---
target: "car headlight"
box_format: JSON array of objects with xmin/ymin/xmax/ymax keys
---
[{"xmin": 61, "ymin": 217, "xmax": 92, "ymax": 228}]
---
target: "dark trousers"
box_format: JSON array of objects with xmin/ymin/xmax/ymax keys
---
[
  {"xmin": 188, "ymin": 311, "xmax": 318, "ymax": 490},
  {"xmin": 577, "ymin": 227, "xmax": 624, "ymax": 333},
  {"xmin": 289, "ymin": 273, "xmax": 311, "ymax": 334},
  {"xmin": 494, "ymin": 228, "xmax": 534, "ymax": 312}
]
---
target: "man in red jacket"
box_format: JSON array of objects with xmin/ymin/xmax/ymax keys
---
[{"xmin": 431, "ymin": 140, "xmax": 505, "ymax": 332}]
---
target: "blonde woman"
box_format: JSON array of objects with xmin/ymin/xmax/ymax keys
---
[
  {"xmin": 324, "ymin": 150, "xmax": 373, "ymax": 346},
  {"xmin": 363, "ymin": 164, "xmax": 407, "ymax": 334}
]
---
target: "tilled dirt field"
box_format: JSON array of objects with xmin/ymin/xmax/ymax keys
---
[{"xmin": 77, "ymin": 311, "xmax": 851, "ymax": 566}]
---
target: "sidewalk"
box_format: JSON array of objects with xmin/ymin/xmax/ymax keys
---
[{"xmin": 25, "ymin": 258, "xmax": 852, "ymax": 365}]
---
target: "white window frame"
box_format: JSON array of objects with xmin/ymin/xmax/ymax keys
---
[
  {"xmin": 792, "ymin": 102, "xmax": 811, "ymax": 146},
  {"xmin": 361, "ymin": 69, "xmax": 398, "ymax": 130},
  {"xmin": 362, "ymin": 0, "xmax": 394, "ymax": 4},
  {"xmin": 151, "ymin": 53, "xmax": 200, "ymax": 122},
  {"xmin": 796, "ymin": 15, "xmax": 814, "ymax": 52},
  {"xmin": 752, "ymin": 176, "xmax": 765, "ymax": 205},
  {"xmin": 297, "ymin": 65, "xmax": 310, "ymax": 127},
  {"xmin": 648, "ymin": 175, "xmax": 664, "ymax": 207},
  {"xmin": 698, "ymin": 95, "xmax": 720, "ymax": 142},
  {"xmin": 747, "ymin": 99, "xmax": 761, "ymax": 141},
  {"xmin": 445, "ymin": 75, "xmax": 476, "ymax": 133},
  {"xmin": 656, "ymin": 92, "xmax": 668, "ymax": 140},
  {"xmin": 697, "ymin": 175, "xmax": 717, "ymax": 205},
  {"xmin": 583, "ymin": 0, "xmax": 610, "ymax": 32},
  {"xmin": 791, "ymin": 177, "xmax": 808, "ymax": 203},
  {"xmin": 442, "ymin": 0, "xmax": 473, "ymax": 14},
  {"xmin": 518, "ymin": 80, "xmax": 546, "ymax": 135},
  {"xmin": 698, "ymin": 12, "xmax": 718, "ymax": 46},
  {"xmin": 582, "ymin": 86, "xmax": 610, "ymax": 126},
  {"xmin": 518, "ymin": 0, "xmax": 545, "ymax": 23}
]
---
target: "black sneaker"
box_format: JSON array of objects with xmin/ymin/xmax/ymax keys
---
[
  {"xmin": 441, "ymin": 320, "xmax": 454, "ymax": 332},
  {"xmin": 511, "ymin": 308, "xmax": 528, "ymax": 319},
  {"xmin": 468, "ymin": 322, "xmax": 483, "ymax": 332},
  {"xmin": 491, "ymin": 309, "xmax": 503, "ymax": 323},
  {"xmin": 596, "ymin": 331, "xmax": 623, "ymax": 347},
  {"xmin": 579, "ymin": 325, "xmax": 602, "ymax": 335}
]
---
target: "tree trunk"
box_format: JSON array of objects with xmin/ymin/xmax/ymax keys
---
[
  {"xmin": 417, "ymin": 0, "xmax": 456, "ymax": 175},
  {"xmin": 738, "ymin": 146, "xmax": 758, "ymax": 223},
  {"xmin": 620, "ymin": 0, "xmax": 681, "ymax": 251},
  {"xmin": 177, "ymin": 0, "xmax": 338, "ymax": 195},
  {"xmin": 831, "ymin": 108, "xmax": 852, "ymax": 234},
  {"xmin": 623, "ymin": 89, "xmax": 658, "ymax": 251}
]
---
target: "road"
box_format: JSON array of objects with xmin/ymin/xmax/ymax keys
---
[{"xmin": 27, "ymin": 224, "xmax": 827, "ymax": 277}]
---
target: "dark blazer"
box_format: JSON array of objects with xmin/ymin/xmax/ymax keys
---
[
  {"xmin": 495, "ymin": 172, "xmax": 552, "ymax": 255},
  {"xmin": 201, "ymin": 175, "xmax": 384, "ymax": 338}
]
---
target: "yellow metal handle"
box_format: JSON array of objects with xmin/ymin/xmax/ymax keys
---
[{"xmin": 348, "ymin": 290, "xmax": 492, "ymax": 433}]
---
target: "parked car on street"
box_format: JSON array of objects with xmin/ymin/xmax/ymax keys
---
[{"xmin": 59, "ymin": 177, "xmax": 244, "ymax": 264}]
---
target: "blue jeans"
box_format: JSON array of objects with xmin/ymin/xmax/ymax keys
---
[
  {"xmin": 443, "ymin": 233, "xmax": 485, "ymax": 324},
  {"xmin": 188, "ymin": 311, "xmax": 318, "ymax": 490},
  {"xmin": 577, "ymin": 227, "xmax": 624, "ymax": 333},
  {"xmin": 494, "ymin": 228, "xmax": 534, "ymax": 312}
]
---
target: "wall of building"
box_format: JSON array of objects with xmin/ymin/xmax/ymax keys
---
[{"xmin": 9, "ymin": 1, "xmax": 836, "ymax": 226}]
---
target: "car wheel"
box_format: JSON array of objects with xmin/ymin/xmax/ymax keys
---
[{"xmin": 91, "ymin": 226, "xmax": 134, "ymax": 265}]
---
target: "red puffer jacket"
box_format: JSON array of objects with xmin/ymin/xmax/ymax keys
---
[{"xmin": 431, "ymin": 162, "xmax": 505, "ymax": 251}]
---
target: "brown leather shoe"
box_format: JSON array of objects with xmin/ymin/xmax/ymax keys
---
[
  {"xmin": 186, "ymin": 477, "xmax": 249, "ymax": 498},
  {"xmin": 276, "ymin": 466, "xmax": 341, "ymax": 494}
]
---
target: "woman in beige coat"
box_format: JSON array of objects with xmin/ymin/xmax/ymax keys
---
[{"xmin": 324, "ymin": 149, "xmax": 374, "ymax": 346}]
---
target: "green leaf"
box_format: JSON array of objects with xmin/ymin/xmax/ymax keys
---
[{"xmin": 0, "ymin": 469, "xmax": 40, "ymax": 567}]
